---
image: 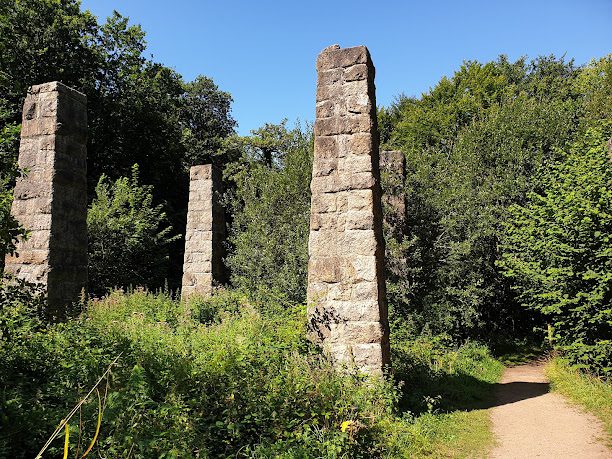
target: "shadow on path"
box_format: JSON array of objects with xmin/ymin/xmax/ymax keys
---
[
  {"xmin": 493, "ymin": 381, "xmax": 550, "ymax": 406},
  {"xmin": 395, "ymin": 364, "xmax": 550, "ymax": 415},
  {"xmin": 490, "ymin": 363, "xmax": 610, "ymax": 458}
]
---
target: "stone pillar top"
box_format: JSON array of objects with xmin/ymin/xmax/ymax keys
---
[
  {"xmin": 28, "ymin": 81, "xmax": 87, "ymax": 103},
  {"xmin": 316, "ymin": 45, "xmax": 372, "ymax": 72},
  {"xmin": 190, "ymin": 164, "xmax": 213, "ymax": 180}
]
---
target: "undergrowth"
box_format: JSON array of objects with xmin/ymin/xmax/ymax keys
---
[{"xmin": 0, "ymin": 288, "xmax": 503, "ymax": 458}]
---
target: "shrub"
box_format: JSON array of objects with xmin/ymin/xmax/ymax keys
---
[
  {"xmin": 499, "ymin": 125, "xmax": 612, "ymax": 376},
  {"xmin": 0, "ymin": 288, "xmax": 509, "ymax": 458},
  {"xmin": 224, "ymin": 122, "xmax": 313, "ymax": 303},
  {"xmin": 187, "ymin": 288, "xmax": 247, "ymax": 324},
  {"xmin": 87, "ymin": 165, "xmax": 179, "ymax": 296},
  {"xmin": 0, "ymin": 290, "xmax": 402, "ymax": 458},
  {"xmin": 0, "ymin": 275, "xmax": 45, "ymax": 343}
]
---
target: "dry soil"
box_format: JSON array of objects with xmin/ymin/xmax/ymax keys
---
[{"xmin": 490, "ymin": 362, "xmax": 610, "ymax": 458}]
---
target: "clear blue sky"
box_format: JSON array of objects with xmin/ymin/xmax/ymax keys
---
[{"xmin": 81, "ymin": 0, "xmax": 612, "ymax": 135}]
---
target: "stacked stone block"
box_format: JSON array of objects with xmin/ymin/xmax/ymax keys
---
[
  {"xmin": 181, "ymin": 164, "xmax": 225, "ymax": 299},
  {"xmin": 380, "ymin": 150, "xmax": 407, "ymax": 285},
  {"xmin": 380, "ymin": 150, "xmax": 407, "ymax": 237},
  {"xmin": 4, "ymin": 81, "xmax": 88, "ymax": 317},
  {"xmin": 307, "ymin": 45, "xmax": 390, "ymax": 374}
]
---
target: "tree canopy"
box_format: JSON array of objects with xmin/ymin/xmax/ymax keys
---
[{"xmin": 0, "ymin": 0, "xmax": 236, "ymax": 287}]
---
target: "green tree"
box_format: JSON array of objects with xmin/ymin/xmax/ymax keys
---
[
  {"xmin": 575, "ymin": 56, "xmax": 612, "ymax": 127},
  {"xmin": 87, "ymin": 165, "xmax": 179, "ymax": 295},
  {"xmin": 0, "ymin": 2, "xmax": 236, "ymax": 288},
  {"xmin": 499, "ymin": 126, "xmax": 612, "ymax": 375},
  {"xmin": 224, "ymin": 122, "xmax": 313, "ymax": 303},
  {"xmin": 180, "ymin": 76, "xmax": 236, "ymax": 168},
  {"xmin": 0, "ymin": 0, "xmax": 99, "ymax": 117},
  {"xmin": 87, "ymin": 13, "xmax": 184, "ymax": 200},
  {"xmin": 383, "ymin": 56, "xmax": 582, "ymax": 339}
]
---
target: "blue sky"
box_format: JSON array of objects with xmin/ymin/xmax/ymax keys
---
[{"xmin": 81, "ymin": 0, "xmax": 612, "ymax": 135}]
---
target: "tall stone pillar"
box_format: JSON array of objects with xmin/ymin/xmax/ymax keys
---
[
  {"xmin": 307, "ymin": 45, "xmax": 390, "ymax": 374},
  {"xmin": 380, "ymin": 150, "xmax": 407, "ymax": 238},
  {"xmin": 181, "ymin": 164, "xmax": 225, "ymax": 299},
  {"xmin": 4, "ymin": 82, "xmax": 88, "ymax": 317},
  {"xmin": 380, "ymin": 150, "xmax": 407, "ymax": 285}
]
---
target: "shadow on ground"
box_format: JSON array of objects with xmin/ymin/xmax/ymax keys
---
[
  {"xmin": 395, "ymin": 363, "xmax": 549, "ymax": 416},
  {"xmin": 493, "ymin": 381, "xmax": 550, "ymax": 406}
]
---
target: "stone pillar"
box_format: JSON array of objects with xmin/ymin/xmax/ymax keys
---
[
  {"xmin": 380, "ymin": 150, "xmax": 407, "ymax": 285},
  {"xmin": 380, "ymin": 150, "xmax": 407, "ymax": 238},
  {"xmin": 307, "ymin": 45, "xmax": 390, "ymax": 374},
  {"xmin": 181, "ymin": 164, "xmax": 225, "ymax": 299},
  {"xmin": 4, "ymin": 82, "xmax": 88, "ymax": 317}
]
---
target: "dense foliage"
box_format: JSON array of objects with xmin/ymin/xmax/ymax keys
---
[
  {"xmin": 88, "ymin": 166, "xmax": 179, "ymax": 296},
  {"xmin": 0, "ymin": 288, "xmax": 502, "ymax": 458},
  {"xmin": 223, "ymin": 122, "xmax": 313, "ymax": 303},
  {"xmin": 499, "ymin": 125, "xmax": 612, "ymax": 375},
  {"xmin": 381, "ymin": 55, "xmax": 612, "ymax": 352}
]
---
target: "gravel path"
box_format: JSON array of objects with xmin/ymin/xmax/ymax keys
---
[{"xmin": 490, "ymin": 362, "xmax": 610, "ymax": 458}]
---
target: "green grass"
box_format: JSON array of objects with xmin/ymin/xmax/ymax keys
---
[
  {"xmin": 387, "ymin": 337, "xmax": 505, "ymax": 457},
  {"xmin": 546, "ymin": 357, "xmax": 612, "ymax": 447},
  {"xmin": 431, "ymin": 410, "xmax": 494, "ymax": 459},
  {"xmin": 385, "ymin": 409, "xmax": 494, "ymax": 458},
  {"xmin": 493, "ymin": 339, "xmax": 549, "ymax": 367}
]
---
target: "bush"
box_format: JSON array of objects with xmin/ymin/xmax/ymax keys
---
[
  {"xmin": 87, "ymin": 165, "xmax": 179, "ymax": 296},
  {"xmin": 0, "ymin": 275, "xmax": 45, "ymax": 342},
  {"xmin": 499, "ymin": 125, "xmax": 612, "ymax": 376},
  {"xmin": 0, "ymin": 290, "xmax": 403, "ymax": 458},
  {"xmin": 0, "ymin": 286, "xmax": 511, "ymax": 458}
]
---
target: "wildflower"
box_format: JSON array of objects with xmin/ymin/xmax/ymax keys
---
[{"xmin": 340, "ymin": 420, "xmax": 355, "ymax": 433}]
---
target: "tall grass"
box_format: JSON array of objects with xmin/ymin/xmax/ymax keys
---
[
  {"xmin": 546, "ymin": 357, "xmax": 612, "ymax": 446},
  {"xmin": 1, "ymin": 289, "xmax": 504, "ymax": 458}
]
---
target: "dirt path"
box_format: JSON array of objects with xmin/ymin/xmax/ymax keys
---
[{"xmin": 490, "ymin": 362, "xmax": 610, "ymax": 458}]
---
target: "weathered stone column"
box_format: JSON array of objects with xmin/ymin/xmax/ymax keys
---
[
  {"xmin": 181, "ymin": 164, "xmax": 225, "ymax": 299},
  {"xmin": 307, "ymin": 45, "xmax": 390, "ymax": 374},
  {"xmin": 380, "ymin": 150, "xmax": 407, "ymax": 286},
  {"xmin": 380, "ymin": 150, "xmax": 406, "ymax": 237},
  {"xmin": 4, "ymin": 82, "xmax": 88, "ymax": 317}
]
